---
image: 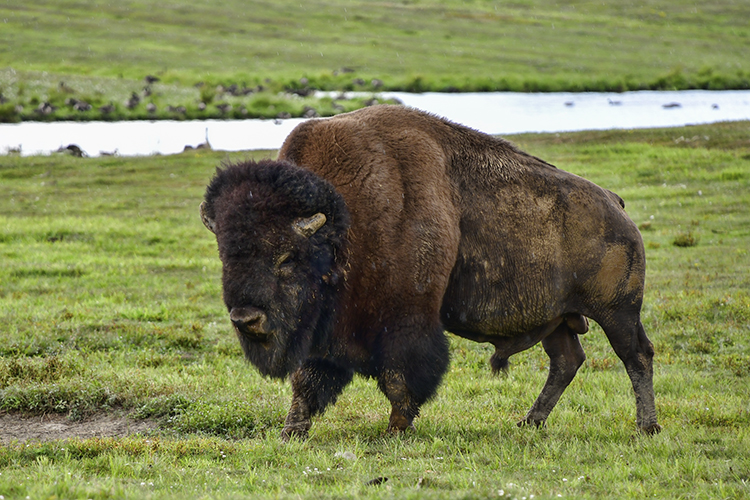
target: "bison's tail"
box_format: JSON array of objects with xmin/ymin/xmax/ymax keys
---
[{"xmin": 490, "ymin": 350, "xmax": 510, "ymax": 374}]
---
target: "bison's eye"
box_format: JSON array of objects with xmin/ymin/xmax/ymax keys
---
[
  {"xmin": 275, "ymin": 251, "xmax": 294, "ymax": 276},
  {"xmin": 275, "ymin": 251, "xmax": 291, "ymax": 267}
]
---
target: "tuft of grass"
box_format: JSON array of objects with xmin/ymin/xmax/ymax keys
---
[{"xmin": 673, "ymin": 231, "xmax": 699, "ymax": 247}]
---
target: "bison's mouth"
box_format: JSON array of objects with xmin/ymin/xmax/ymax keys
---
[{"xmin": 234, "ymin": 327, "xmax": 271, "ymax": 343}]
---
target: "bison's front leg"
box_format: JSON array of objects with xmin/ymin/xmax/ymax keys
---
[
  {"xmin": 281, "ymin": 359, "xmax": 353, "ymax": 441},
  {"xmin": 519, "ymin": 323, "xmax": 586, "ymax": 428},
  {"xmin": 378, "ymin": 370, "xmax": 418, "ymax": 432},
  {"xmin": 376, "ymin": 326, "xmax": 450, "ymax": 433}
]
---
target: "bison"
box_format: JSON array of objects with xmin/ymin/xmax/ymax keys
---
[{"xmin": 200, "ymin": 105, "xmax": 660, "ymax": 439}]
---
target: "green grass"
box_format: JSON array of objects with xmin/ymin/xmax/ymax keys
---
[
  {"xmin": 1, "ymin": 121, "xmax": 750, "ymax": 498},
  {"xmin": 0, "ymin": 66, "xmax": 395, "ymax": 123},
  {"xmin": 2, "ymin": 0, "xmax": 750, "ymax": 121}
]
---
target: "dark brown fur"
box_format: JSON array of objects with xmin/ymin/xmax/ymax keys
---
[{"xmin": 202, "ymin": 105, "xmax": 660, "ymax": 439}]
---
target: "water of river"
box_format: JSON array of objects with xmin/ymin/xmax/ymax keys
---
[{"xmin": 2, "ymin": 90, "xmax": 749, "ymax": 157}]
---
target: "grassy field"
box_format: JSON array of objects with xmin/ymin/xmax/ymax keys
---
[
  {"xmin": 1, "ymin": 119, "xmax": 750, "ymax": 499},
  {"xmin": 2, "ymin": 0, "xmax": 750, "ymax": 122}
]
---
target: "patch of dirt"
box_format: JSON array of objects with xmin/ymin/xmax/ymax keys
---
[{"xmin": 0, "ymin": 413, "xmax": 157, "ymax": 444}]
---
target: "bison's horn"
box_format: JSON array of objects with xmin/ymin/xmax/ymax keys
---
[
  {"xmin": 199, "ymin": 201, "xmax": 216, "ymax": 233},
  {"xmin": 293, "ymin": 213, "xmax": 326, "ymax": 237}
]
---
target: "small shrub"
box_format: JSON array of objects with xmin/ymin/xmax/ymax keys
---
[
  {"xmin": 199, "ymin": 85, "xmax": 216, "ymax": 104},
  {"xmin": 722, "ymin": 354, "xmax": 750, "ymax": 376},
  {"xmin": 673, "ymin": 231, "xmax": 699, "ymax": 247},
  {"xmin": 0, "ymin": 102, "xmax": 21, "ymax": 122},
  {"xmin": 689, "ymin": 339, "xmax": 714, "ymax": 354}
]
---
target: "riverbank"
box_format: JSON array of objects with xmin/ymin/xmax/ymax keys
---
[{"xmin": 3, "ymin": 90, "xmax": 750, "ymax": 157}]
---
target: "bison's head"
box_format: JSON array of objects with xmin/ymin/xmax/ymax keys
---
[{"xmin": 201, "ymin": 159, "xmax": 350, "ymax": 378}]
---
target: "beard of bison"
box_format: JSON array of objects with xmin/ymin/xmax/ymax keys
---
[{"xmin": 202, "ymin": 159, "xmax": 350, "ymax": 379}]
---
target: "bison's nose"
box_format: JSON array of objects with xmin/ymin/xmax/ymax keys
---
[{"xmin": 230, "ymin": 307, "xmax": 269, "ymax": 339}]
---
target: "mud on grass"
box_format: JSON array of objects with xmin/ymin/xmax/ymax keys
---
[{"xmin": 0, "ymin": 413, "xmax": 156, "ymax": 445}]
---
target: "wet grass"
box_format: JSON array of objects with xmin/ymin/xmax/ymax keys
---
[
  {"xmin": 2, "ymin": 0, "xmax": 750, "ymax": 122},
  {"xmin": 1, "ymin": 121, "xmax": 749, "ymax": 498}
]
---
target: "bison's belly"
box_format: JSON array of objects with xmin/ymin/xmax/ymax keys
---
[{"xmin": 439, "ymin": 252, "xmax": 573, "ymax": 341}]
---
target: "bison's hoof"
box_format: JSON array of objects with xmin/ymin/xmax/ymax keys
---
[
  {"xmin": 386, "ymin": 422, "xmax": 416, "ymax": 434},
  {"xmin": 517, "ymin": 417, "xmax": 545, "ymax": 429},
  {"xmin": 281, "ymin": 426, "xmax": 309, "ymax": 442},
  {"xmin": 640, "ymin": 423, "xmax": 662, "ymax": 436}
]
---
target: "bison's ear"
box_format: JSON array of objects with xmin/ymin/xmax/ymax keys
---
[
  {"xmin": 199, "ymin": 201, "xmax": 216, "ymax": 233},
  {"xmin": 292, "ymin": 213, "xmax": 326, "ymax": 238}
]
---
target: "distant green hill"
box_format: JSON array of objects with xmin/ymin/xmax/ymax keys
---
[{"xmin": 2, "ymin": 0, "xmax": 749, "ymax": 121}]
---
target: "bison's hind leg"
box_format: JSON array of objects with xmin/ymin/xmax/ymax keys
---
[
  {"xmin": 600, "ymin": 315, "xmax": 661, "ymax": 435},
  {"xmin": 519, "ymin": 323, "xmax": 586, "ymax": 428}
]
